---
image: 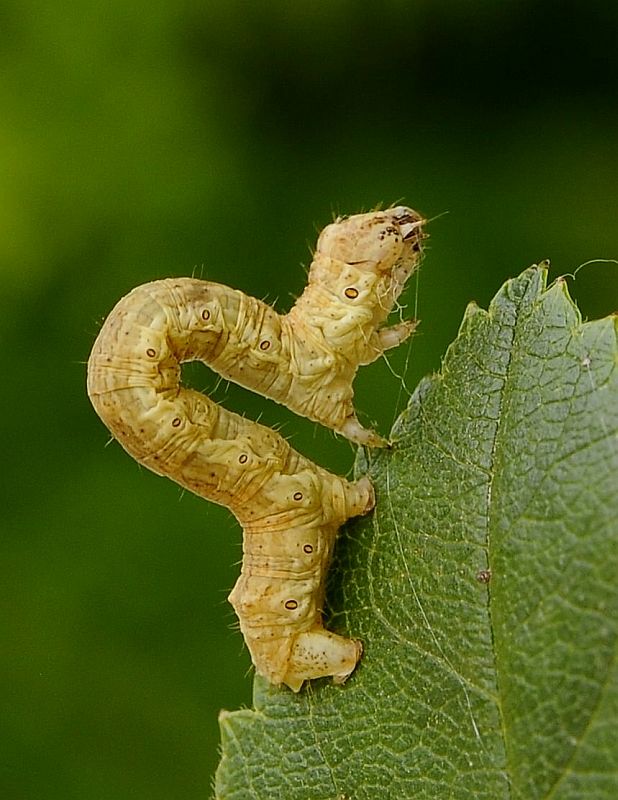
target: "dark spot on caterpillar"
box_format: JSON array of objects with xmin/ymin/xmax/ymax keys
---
[
  {"xmin": 259, "ymin": 340, "xmax": 271, "ymax": 351},
  {"xmin": 172, "ymin": 417, "xmax": 181, "ymax": 428},
  {"xmin": 146, "ymin": 348, "xmax": 156, "ymax": 358},
  {"xmin": 239, "ymin": 454, "xmax": 248, "ymax": 464},
  {"xmin": 303, "ymin": 544, "xmax": 314, "ymax": 554},
  {"xmin": 344, "ymin": 287, "xmax": 359, "ymax": 299},
  {"xmin": 285, "ymin": 599, "xmax": 298, "ymax": 610},
  {"xmin": 293, "ymin": 491, "xmax": 303, "ymax": 501},
  {"xmin": 201, "ymin": 308, "xmax": 210, "ymax": 321}
]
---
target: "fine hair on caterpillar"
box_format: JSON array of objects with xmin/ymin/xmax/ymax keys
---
[{"xmin": 87, "ymin": 206, "xmax": 426, "ymax": 691}]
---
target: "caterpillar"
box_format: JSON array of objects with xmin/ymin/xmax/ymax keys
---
[{"xmin": 87, "ymin": 206, "xmax": 425, "ymax": 691}]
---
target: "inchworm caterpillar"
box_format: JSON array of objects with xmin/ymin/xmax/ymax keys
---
[{"xmin": 87, "ymin": 206, "xmax": 425, "ymax": 690}]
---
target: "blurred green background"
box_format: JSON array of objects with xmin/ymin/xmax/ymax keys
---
[{"xmin": 1, "ymin": 1, "xmax": 617, "ymax": 797}]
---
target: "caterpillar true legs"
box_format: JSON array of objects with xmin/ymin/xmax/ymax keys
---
[{"xmin": 87, "ymin": 206, "xmax": 425, "ymax": 690}]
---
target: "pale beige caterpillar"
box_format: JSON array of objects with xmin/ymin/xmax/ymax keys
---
[{"xmin": 87, "ymin": 206, "xmax": 425, "ymax": 690}]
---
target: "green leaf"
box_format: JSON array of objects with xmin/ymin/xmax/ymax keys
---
[{"xmin": 214, "ymin": 265, "xmax": 618, "ymax": 800}]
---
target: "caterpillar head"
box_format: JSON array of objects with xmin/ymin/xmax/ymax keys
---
[{"xmin": 317, "ymin": 205, "xmax": 424, "ymax": 274}]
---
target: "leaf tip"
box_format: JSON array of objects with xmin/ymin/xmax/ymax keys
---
[{"xmin": 462, "ymin": 300, "xmax": 483, "ymax": 322}]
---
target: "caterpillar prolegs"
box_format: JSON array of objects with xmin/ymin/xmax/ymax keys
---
[{"xmin": 87, "ymin": 206, "xmax": 425, "ymax": 690}]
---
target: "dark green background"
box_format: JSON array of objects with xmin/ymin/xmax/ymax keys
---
[{"xmin": 2, "ymin": 2, "xmax": 617, "ymax": 798}]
